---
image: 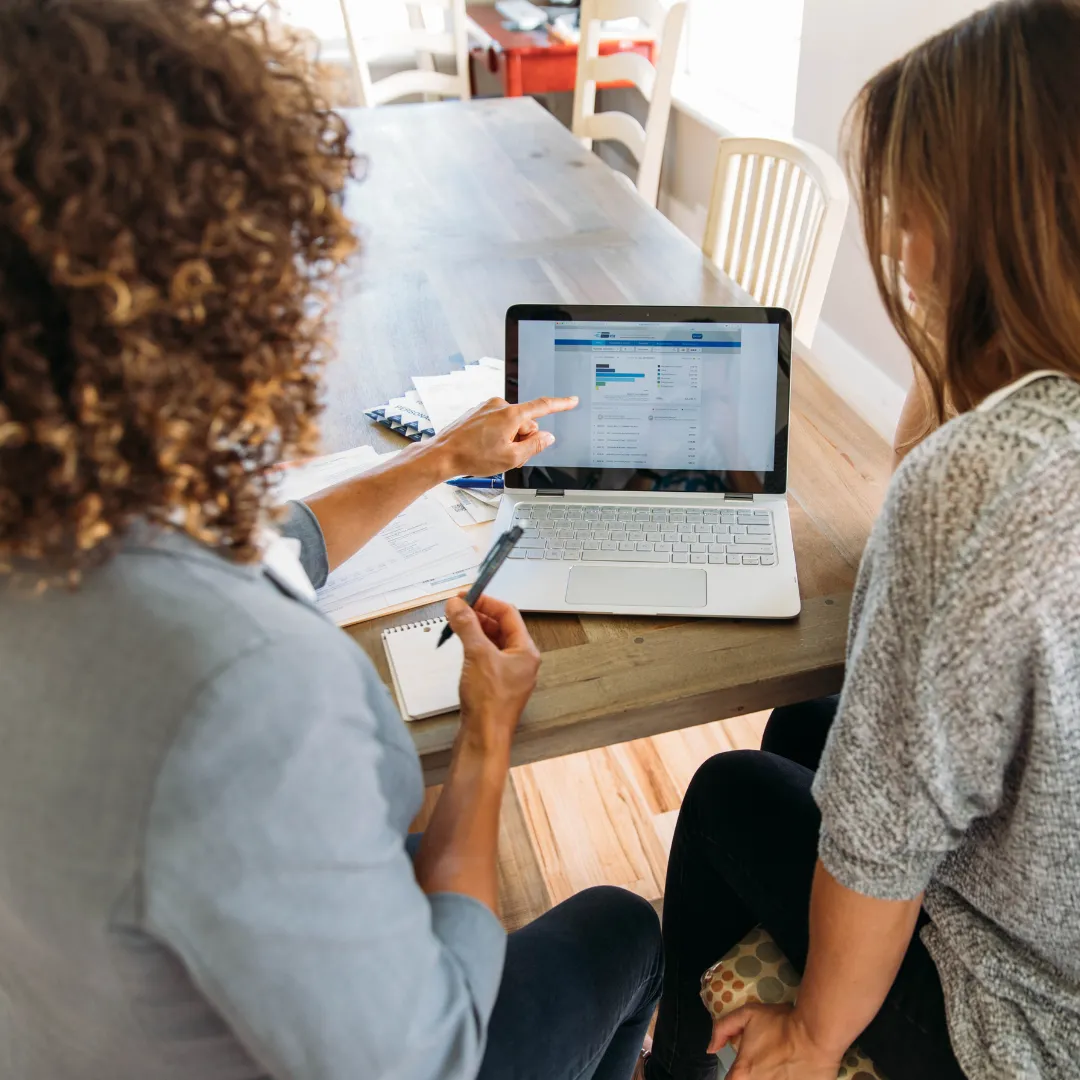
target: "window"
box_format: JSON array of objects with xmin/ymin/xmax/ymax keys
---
[
  {"xmin": 271, "ymin": 1, "xmax": 429, "ymax": 49},
  {"xmin": 272, "ymin": 0, "xmax": 345, "ymax": 42},
  {"xmin": 683, "ymin": 0, "xmax": 805, "ymax": 132}
]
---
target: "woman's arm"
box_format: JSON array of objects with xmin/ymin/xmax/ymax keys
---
[
  {"xmin": 797, "ymin": 863, "xmax": 922, "ymax": 1052},
  {"xmin": 412, "ymin": 594, "xmax": 540, "ymax": 912},
  {"xmin": 708, "ymin": 863, "xmax": 923, "ymax": 1077},
  {"xmin": 301, "ymin": 438, "xmax": 454, "ymax": 573},
  {"xmin": 302, "ymin": 395, "xmax": 577, "ymax": 572},
  {"xmin": 143, "ymin": 624, "xmax": 517, "ymax": 1080}
]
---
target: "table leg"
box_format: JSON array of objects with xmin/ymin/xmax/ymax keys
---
[{"xmin": 505, "ymin": 52, "xmax": 524, "ymax": 97}]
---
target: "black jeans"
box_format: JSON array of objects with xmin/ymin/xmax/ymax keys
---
[
  {"xmin": 479, "ymin": 885, "xmax": 663, "ymax": 1080},
  {"xmin": 646, "ymin": 697, "xmax": 966, "ymax": 1080}
]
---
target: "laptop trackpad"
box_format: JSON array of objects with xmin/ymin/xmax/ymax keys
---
[{"xmin": 565, "ymin": 565, "xmax": 707, "ymax": 609}]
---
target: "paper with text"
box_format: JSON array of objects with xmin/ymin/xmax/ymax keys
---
[{"xmin": 275, "ymin": 446, "xmax": 479, "ymax": 626}]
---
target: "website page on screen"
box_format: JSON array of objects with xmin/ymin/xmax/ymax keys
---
[{"xmin": 517, "ymin": 320, "xmax": 780, "ymax": 473}]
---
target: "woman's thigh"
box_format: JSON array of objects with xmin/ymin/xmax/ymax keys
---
[
  {"xmin": 478, "ymin": 885, "xmax": 663, "ymax": 1080},
  {"xmin": 649, "ymin": 751, "xmax": 824, "ymax": 1080}
]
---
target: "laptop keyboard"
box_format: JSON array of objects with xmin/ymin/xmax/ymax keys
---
[{"xmin": 508, "ymin": 503, "xmax": 777, "ymax": 565}]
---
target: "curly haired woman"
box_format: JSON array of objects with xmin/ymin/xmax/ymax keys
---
[{"xmin": 0, "ymin": 3, "xmax": 661, "ymax": 1079}]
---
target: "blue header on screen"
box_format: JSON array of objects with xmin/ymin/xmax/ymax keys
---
[{"xmin": 554, "ymin": 339, "xmax": 741, "ymax": 348}]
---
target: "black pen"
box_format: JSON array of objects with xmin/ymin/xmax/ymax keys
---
[{"xmin": 437, "ymin": 525, "xmax": 524, "ymax": 648}]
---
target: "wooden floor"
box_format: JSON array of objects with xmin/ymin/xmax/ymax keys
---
[{"xmin": 413, "ymin": 356, "xmax": 893, "ymax": 931}]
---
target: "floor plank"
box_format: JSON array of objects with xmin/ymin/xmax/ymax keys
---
[
  {"xmin": 720, "ymin": 711, "xmax": 770, "ymax": 751},
  {"xmin": 512, "ymin": 746, "xmax": 669, "ymax": 905},
  {"xmin": 410, "ymin": 780, "xmax": 551, "ymax": 931},
  {"xmin": 497, "ymin": 780, "xmax": 551, "ymax": 930},
  {"xmin": 611, "ymin": 738, "xmax": 684, "ymax": 815}
]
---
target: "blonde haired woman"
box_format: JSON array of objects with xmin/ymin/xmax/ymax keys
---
[{"xmin": 645, "ymin": 2, "xmax": 1080, "ymax": 1078}]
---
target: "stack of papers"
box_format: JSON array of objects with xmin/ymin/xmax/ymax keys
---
[
  {"xmin": 409, "ymin": 356, "xmax": 506, "ymax": 526},
  {"xmin": 358, "ymin": 356, "xmax": 508, "ymax": 532},
  {"xmin": 364, "ymin": 390, "xmax": 435, "ymax": 442},
  {"xmin": 275, "ymin": 446, "xmax": 482, "ymax": 626},
  {"xmin": 427, "ymin": 484, "xmax": 501, "ymax": 526},
  {"xmin": 411, "ymin": 357, "xmax": 505, "ymax": 433}
]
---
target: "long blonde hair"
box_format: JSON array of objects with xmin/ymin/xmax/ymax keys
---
[{"xmin": 849, "ymin": 0, "xmax": 1080, "ymax": 430}]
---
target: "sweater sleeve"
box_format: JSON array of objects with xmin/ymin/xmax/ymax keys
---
[
  {"xmin": 142, "ymin": 632, "xmax": 506, "ymax": 1080},
  {"xmin": 813, "ymin": 438, "xmax": 1030, "ymax": 901},
  {"xmin": 278, "ymin": 501, "xmax": 330, "ymax": 589}
]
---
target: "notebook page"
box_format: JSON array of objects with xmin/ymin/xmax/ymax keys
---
[{"xmin": 382, "ymin": 618, "xmax": 464, "ymax": 721}]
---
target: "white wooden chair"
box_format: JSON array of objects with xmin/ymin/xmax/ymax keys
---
[
  {"xmin": 340, "ymin": 0, "xmax": 471, "ymax": 108},
  {"xmin": 702, "ymin": 136, "xmax": 849, "ymax": 348},
  {"xmin": 571, "ymin": 0, "xmax": 688, "ymax": 207}
]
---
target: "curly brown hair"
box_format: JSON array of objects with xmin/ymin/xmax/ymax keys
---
[{"xmin": 0, "ymin": 0, "xmax": 357, "ymax": 582}]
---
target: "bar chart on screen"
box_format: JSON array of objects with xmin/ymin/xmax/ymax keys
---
[
  {"xmin": 593, "ymin": 353, "xmax": 649, "ymax": 403},
  {"xmin": 592, "ymin": 358, "xmax": 702, "ymax": 406}
]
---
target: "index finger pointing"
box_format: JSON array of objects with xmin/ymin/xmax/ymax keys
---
[{"xmin": 517, "ymin": 395, "xmax": 579, "ymax": 420}]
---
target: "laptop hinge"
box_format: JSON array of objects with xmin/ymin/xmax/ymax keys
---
[
  {"xmin": 535, "ymin": 489, "xmax": 564, "ymax": 497},
  {"xmin": 723, "ymin": 493, "xmax": 754, "ymax": 502}
]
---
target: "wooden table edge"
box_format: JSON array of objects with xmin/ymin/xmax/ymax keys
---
[{"xmin": 413, "ymin": 592, "xmax": 851, "ymax": 786}]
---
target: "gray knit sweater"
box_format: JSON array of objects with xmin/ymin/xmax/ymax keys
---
[{"xmin": 814, "ymin": 373, "xmax": 1080, "ymax": 1079}]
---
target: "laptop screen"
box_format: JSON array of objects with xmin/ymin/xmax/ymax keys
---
[{"xmin": 505, "ymin": 305, "xmax": 791, "ymax": 494}]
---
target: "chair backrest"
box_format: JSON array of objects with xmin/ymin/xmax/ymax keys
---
[
  {"xmin": 702, "ymin": 136, "xmax": 850, "ymax": 348},
  {"xmin": 340, "ymin": 0, "xmax": 471, "ymax": 108},
  {"xmin": 571, "ymin": 0, "xmax": 688, "ymax": 207}
]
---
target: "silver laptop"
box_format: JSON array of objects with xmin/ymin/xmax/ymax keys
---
[{"xmin": 489, "ymin": 305, "xmax": 801, "ymax": 619}]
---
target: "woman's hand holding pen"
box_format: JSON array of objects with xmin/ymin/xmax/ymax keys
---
[
  {"xmin": 447, "ymin": 593, "xmax": 540, "ymax": 755},
  {"xmin": 431, "ymin": 395, "xmax": 578, "ymax": 478},
  {"xmin": 415, "ymin": 592, "xmax": 540, "ymax": 914}
]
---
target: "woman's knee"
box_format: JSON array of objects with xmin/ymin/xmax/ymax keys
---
[
  {"xmin": 684, "ymin": 749, "xmax": 777, "ymax": 810},
  {"xmin": 572, "ymin": 886, "xmax": 661, "ymax": 947},
  {"xmin": 569, "ymin": 887, "xmax": 663, "ymax": 989},
  {"xmin": 680, "ymin": 749, "xmax": 818, "ymax": 837}
]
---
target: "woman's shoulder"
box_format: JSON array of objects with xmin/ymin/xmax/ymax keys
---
[
  {"xmin": 889, "ymin": 376, "xmax": 1080, "ymax": 520},
  {"xmin": 867, "ymin": 375, "xmax": 1080, "ymax": 606},
  {"xmin": 4, "ymin": 523, "xmax": 391, "ymax": 745}
]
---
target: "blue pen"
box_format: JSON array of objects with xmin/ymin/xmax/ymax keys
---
[{"xmin": 446, "ymin": 475, "xmax": 504, "ymax": 490}]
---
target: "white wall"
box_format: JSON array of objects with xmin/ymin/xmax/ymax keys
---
[
  {"xmin": 642, "ymin": 0, "xmax": 987, "ymax": 439},
  {"xmin": 793, "ymin": 0, "xmax": 984, "ymax": 388}
]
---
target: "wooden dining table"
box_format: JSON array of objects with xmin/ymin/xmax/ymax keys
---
[{"xmin": 325, "ymin": 97, "xmax": 879, "ymax": 786}]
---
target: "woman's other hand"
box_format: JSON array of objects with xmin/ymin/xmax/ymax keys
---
[
  {"xmin": 413, "ymin": 594, "xmax": 540, "ymax": 913},
  {"xmin": 708, "ymin": 1004, "xmax": 842, "ymax": 1080},
  {"xmin": 432, "ymin": 396, "xmax": 578, "ymax": 478},
  {"xmin": 446, "ymin": 593, "xmax": 540, "ymax": 753}
]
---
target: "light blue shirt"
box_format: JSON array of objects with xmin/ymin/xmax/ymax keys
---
[{"xmin": 0, "ymin": 505, "xmax": 505, "ymax": 1080}]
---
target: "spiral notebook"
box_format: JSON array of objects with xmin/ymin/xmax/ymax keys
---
[{"xmin": 382, "ymin": 617, "xmax": 464, "ymax": 721}]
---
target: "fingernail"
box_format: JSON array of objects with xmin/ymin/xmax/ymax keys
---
[{"xmin": 540, "ymin": 432, "xmax": 555, "ymax": 448}]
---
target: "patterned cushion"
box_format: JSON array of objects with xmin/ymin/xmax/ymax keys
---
[{"xmin": 700, "ymin": 927, "xmax": 886, "ymax": 1080}]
